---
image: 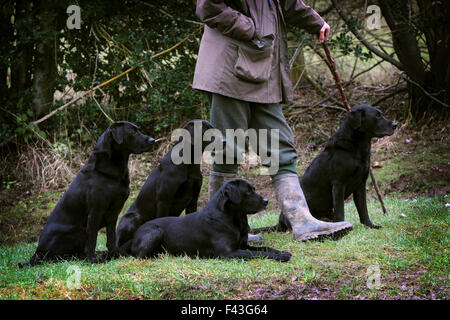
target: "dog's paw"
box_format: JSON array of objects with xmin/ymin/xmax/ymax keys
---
[
  {"xmin": 365, "ymin": 222, "xmax": 382, "ymax": 229},
  {"xmin": 87, "ymin": 256, "xmax": 100, "ymax": 264},
  {"xmin": 277, "ymin": 251, "xmax": 292, "ymax": 262},
  {"xmin": 97, "ymin": 250, "xmax": 119, "ymax": 262}
]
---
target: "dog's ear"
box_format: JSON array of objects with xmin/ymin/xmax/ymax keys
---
[
  {"xmin": 110, "ymin": 122, "xmax": 125, "ymax": 145},
  {"xmin": 181, "ymin": 121, "xmax": 197, "ymax": 145},
  {"xmin": 93, "ymin": 129, "xmax": 119, "ymax": 177},
  {"xmin": 201, "ymin": 120, "xmax": 214, "ymax": 133},
  {"xmin": 215, "ymin": 180, "xmax": 243, "ymax": 212},
  {"xmin": 183, "ymin": 120, "xmax": 195, "ymax": 135},
  {"xmin": 348, "ymin": 108, "xmax": 363, "ymax": 129},
  {"xmin": 220, "ymin": 180, "xmax": 248, "ymax": 230},
  {"xmin": 223, "ymin": 180, "xmax": 242, "ymax": 205}
]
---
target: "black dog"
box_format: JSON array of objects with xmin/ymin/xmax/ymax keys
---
[
  {"xmin": 19, "ymin": 121, "xmax": 155, "ymax": 267},
  {"xmin": 129, "ymin": 179, "xmax": 291, "ymax": 262},
  {"xmin": 116, "ymin": 119, "xmax": 219, "ymax": 254},
  {"xmin": 256, "ymin": 105, "xmax": 397, "ymax": 232}
]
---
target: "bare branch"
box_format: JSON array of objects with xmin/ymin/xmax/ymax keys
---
[
  {"xmin": 345, "ymin": 59, "xmax": 384, "ymax": 85},
  {"xmin": 331, "ymin": 0, "xmax": 403, "ymax": 70},
  {"xmin": 402, "ymin": 76, "xmax": 450, "ymax": 109},
  {"xmin": 373, "ymin": 87, "xmax": 408, "ymax": 106},
  {"xmin": 318, "ymin": 3, "xmax": 334, "ymax": 16}
]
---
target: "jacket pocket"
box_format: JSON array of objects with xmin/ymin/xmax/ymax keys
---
[{"xmin": 233, "ymin": 36, "xmax": 274, "ymax": 83}]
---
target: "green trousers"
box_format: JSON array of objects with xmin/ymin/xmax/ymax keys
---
[{"xmin": 209, "ymin": 93, "xmax": 298, "ymax": 177}]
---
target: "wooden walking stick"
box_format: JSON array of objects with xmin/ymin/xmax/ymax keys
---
[{"xmin": 321, "ymin": 42, "xmax": 388, "ymax": 214}]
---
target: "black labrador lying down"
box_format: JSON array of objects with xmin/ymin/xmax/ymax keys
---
[
  {"xmin": 19, "ymin": 121, "xmax": 155, "ymax": 267},
  {"xmin": 116, "ymin": 120, "xmax": 218, "ymax": 254},
  {"xmin": 254, "ymin": 105, "xmax": 397, "ymax": 233},
  {"xmin": 128, "ymin": 179, "xmax": 291, "ymax": 262}
]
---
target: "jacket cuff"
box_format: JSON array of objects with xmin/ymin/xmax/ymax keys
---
[{"xmin": 309, "ymin": 13, "xmax": 325, "ymax": 35}]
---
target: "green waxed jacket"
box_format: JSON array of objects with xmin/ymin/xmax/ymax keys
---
[{"xmin": 193, "ymin": 0, "xmax": 324, "ymax": 104}]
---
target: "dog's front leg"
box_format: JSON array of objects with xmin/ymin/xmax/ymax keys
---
[
  {"xmin": 105, "ymin": 219, "xmax": 119, "ymax": 258},
  {"xmin": 186, "ymin": 182, "xmax": 201, "ymax": 214},
  {"xmin": 155, "ymin": 179, "xmax": 176, "ymax": 217},
  {"xmin": 332, "ymin": 183, "xmax": 346, "ymax": 221},
  {"xmin": 105, "ymin": 199, "xmax": 126, "ymax": 259},
  {"xmin": 97, "ymin": 220, "xmax": 119, "ymax": 262},
  {"xmin": 85, "ymin": 208, "xmax": 102, "ymax": 263},
  {"xmin": 353, "ymin": 185, "xmax": 381, "ymax": 229},
  {"xmin": 185, "ymin": 198, "xmax": 198, "ymax": 214}
]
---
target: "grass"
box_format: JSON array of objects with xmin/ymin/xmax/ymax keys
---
[
  {"xmin": 0, "ymin": 120, "xmax": 448, "ymax": 300},
  {"xmin": 370, "ymin": 134, "xmax": 450, "ymax": 198},
  {"xmin": 0, "ymin": 195, "xmax": 448, "ymax": 300}
]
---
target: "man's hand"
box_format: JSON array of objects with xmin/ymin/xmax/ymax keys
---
[{"xmin": 316, "ymin": 22, "xmax": 330, "ymax": 43}]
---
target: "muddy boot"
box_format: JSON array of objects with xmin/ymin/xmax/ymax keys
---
[
  {"xmin": 208, "ymin": 171, "xmax": 236, "ymax": 201},
  {"xmin": 272, "ymin": 173, "xmax": 353, "ymax": 241},
  {"xmin": 208, "ymin": 171, "xmax": 264, "ymax": 244}
]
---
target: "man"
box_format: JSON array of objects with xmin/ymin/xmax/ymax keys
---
[{"xmin": 193, "ymin": 0, "xmax": 353, "ymax": 241}]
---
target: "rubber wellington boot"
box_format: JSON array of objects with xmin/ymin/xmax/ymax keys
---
[
  {"xmin": 208, "ymin": 171, "xmax": 237, "ymax": 201},
  {"xmin": 208, "ymin": 170, "xmax": 264, "ymax": 244},
  {"xmin": 273, "ymin": 173, "xmax": 353, "ymax": 241}
]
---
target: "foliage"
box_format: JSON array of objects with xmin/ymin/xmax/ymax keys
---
[
  {"xmin": 343, "ymin": 0, "xmax": 450, "ymax": 119},
  {"xmin": 1, "ymin": 0, "xmax": 203, "ymax": 146},
  {"xmin": 330, "ymin": 17, "xmax": 373, "ymax": 62}
]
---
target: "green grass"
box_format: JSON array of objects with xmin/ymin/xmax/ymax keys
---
[
  {"xmin": 0, "ymin": 191, "xmax": 60, "ymax": 245},
  {"xmin": 371, "ymin": 140, "xmax": 450, "ymax": 196},
  {"xmin": 1, "ymin": 195, "xmax": 448, "ymax": 299},
  {"xmin": 0, "ymin": 128, "xmax": 448, "ymax": 299}
]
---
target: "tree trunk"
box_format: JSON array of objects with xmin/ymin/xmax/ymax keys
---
[
  {"xmin": 11, "ymin": 1, "xmax": 34, "ymax": 99},
  {"xmin": 0, "ymin": 3, "xmax": 14, "ymax": 104},
  {"xmin": 378, "ymin": 0, "xmax": 450, "ymax": 120},
  {"xmin": 415, "ymin": 0, "xmax": 450, "ymax": 118},
  {"xmin": 31, "ymin": 0, "xmax": 57, "ymax": 118}
]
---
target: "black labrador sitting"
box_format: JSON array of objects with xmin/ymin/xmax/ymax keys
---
[
  {"xmin": 128, "ymin": 179, "xmax": 291, "ymax": 262},
  {"xmin": 116, "ymin": 119, "xmax": 219, "ymax": 254},
  {"xmin": 19, "ymin": 121, "xmax": 155, "ymax": 267},
  {"xmin": 255, "ymin": 105, "xmax": 397, "ymax": 233}
]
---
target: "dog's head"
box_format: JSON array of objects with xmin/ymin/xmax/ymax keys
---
[
  {"xmin": 348, "ymin": 105, "xmax": 398, "ymax": 138},
  {"xmin": 217, "ymin": 178, "xmax": 268, "ymax": 215},
  {"xmin": 92, "ymin": 121, "xmax": 154, "ymax": 176},
  {"xmin": 181, "ymin": 119, "xmax": 219, "ymax": 150},
  {"xmin": 108, "ymin": 121, "xmax": 155, "ymax": 154},
  {"xmin": 95, "ymin": 121, "xmax": 154, "ymax": 158}
]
